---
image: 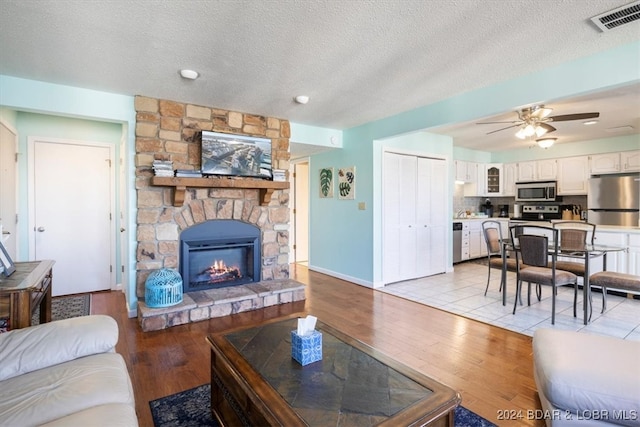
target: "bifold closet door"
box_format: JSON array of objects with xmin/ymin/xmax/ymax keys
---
[{"xmin": 383, "ymin": 152, "xmax": 447, "ymax": 284}]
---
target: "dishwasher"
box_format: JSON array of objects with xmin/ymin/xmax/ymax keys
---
[{"xmin": 453, "ymin": 222, "xmax": 463, "ymax": 263}]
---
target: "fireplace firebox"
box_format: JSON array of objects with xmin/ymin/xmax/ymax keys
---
[{"xmin": 179, "ymin": 220, "xmax": 261, "ymax": 292}]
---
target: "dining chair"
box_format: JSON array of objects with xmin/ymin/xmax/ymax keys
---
[
  {"xmin": 481, "ymin": 220, "xmax": 519, "ymax": 296},
  {"xmin": 552, "ymin": 221, "xmax": 598, "ymax": 315},
  {"xmin": 509, "ymin": 225, "xmax": 578, "ymax": 325}
]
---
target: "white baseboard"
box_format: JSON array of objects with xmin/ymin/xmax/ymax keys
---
[{"xmin": 306, "ymin": 265, "xmax": 375, "ymax": 288}]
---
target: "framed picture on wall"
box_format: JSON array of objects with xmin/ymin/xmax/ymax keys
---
[
  {"xmin": 0, "ymin": 241, "xmax": 16, "ymax": 276},
  {"xmin": 319, "ymin": 167, "xmax": 334, "ymax": 198},
  {"xmin": 338, "ymin": 166, "xmax": 356, "ymax": 200}
]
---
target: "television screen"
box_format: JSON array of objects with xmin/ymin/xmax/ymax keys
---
[{"xmin": 201, "ymin": 131, "xmax": 272, "ymax": 179}]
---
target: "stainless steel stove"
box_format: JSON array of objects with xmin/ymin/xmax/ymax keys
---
[{"xmin": 511, "ymin": 205, "xmax": 561, "ymax": 222}]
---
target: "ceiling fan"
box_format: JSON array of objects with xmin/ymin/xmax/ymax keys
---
[{"xmin": 477, "ymin": 105, "xmax": 600, "ymax": 140}]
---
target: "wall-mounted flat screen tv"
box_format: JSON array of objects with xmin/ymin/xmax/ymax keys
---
[{"xmin": 201, "ymin": 131, "xmax": 272, "ymax": 179}]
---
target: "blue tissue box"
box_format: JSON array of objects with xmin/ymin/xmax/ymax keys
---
[{"xmin": 291, "ymin": 330, "xmax": 322, "ymax": 366}]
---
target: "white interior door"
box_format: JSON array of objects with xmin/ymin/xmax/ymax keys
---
[
  {"xmin": 383, "ymin": 151, "xmax": 447, "ymax": 284},
  {"xmin": 293, "ymin": 162, "xmax": 309, "ymax": 263},
  {"xmin": 383, "ymin": 152, "xmax": 418, "ymax": 283},
  {"xmin": 0, "ymin": 122, "xmax": 18, "ymax": 259},
  {"xmin": 420, "ymin": 157, "xmax": 447, "ymax": 275},
  {"xmin": 31, "ymin": 138, "xmax": 114, "ymax": 296}
]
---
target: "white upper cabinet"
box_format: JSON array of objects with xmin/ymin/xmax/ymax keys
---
[
  {"xmin": 590, "ymin": 153, "xmax": 621, "ymax": 174},
  {"xmin": 517, "ymin": 159, "xmax": 556, "ymax": 181},
  {"xmin": 484, "ymin": 163, "xmax": 503, "ymax": 196},
  {"xmin": 621, "ymin": 150, "xmax": 640, "ymax": 172},
  {"xmin": 455, "ymin": 160, "xmax": 477, "ymax": 183},
  {"xmin": 517, "ymin": 161, "xmax": 536, "ymax": 181},
  {"xmin": 503, "ymin": 163, "xmax": 517, "ymax": 196},
  {"xmin": 590, "ymin": 151, "xmax": 640, "ymax": 174},
  {"xmin": 557, "ymin": 156, "xmax": 589, "ymax": 195},
  {"xmin": 536, "ymin": 159, "xmax": 557, "ymax": 180}
]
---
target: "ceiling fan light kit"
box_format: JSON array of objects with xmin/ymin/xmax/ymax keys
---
[
  {"xmin": 536, "ymin": 138, "xmax": 557, "ymax": 149},
  {"xmin": 479, "ymin": 104, "xmax": 600, "ymax": 147}
]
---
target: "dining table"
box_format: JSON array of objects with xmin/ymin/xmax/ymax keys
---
[{"xmin": 500, "ymin": 238, "xmax": 627, "ymax": 325}]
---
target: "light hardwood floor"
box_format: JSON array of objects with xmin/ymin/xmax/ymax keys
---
[{"xmin": 92, "ymin": 264, "xmax": 544, "ymax": 427}]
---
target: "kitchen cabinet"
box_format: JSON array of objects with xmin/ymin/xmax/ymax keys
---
[
  {"xmin": 536, "ymin": 159, "xmax": 557, "ymax": 180},
  {"xmin": 517, "ymin": 161, "xmax": 536, "ymax": 181},
  {"xmin": 557, "ymin": 155, "xmax": 590, "ymax": 195},
  {"xmin": 579, "ymin": 229, "xmax": 640, "ymax": 276},
  {"xmin": 455, "ymin": 160, "xmax": 477, "ymax": 183},
  {"xmin": 590, "ymin": 151, "xmax": 640, "ymax": 174},
  {"xmin": 621, "ymin": 150, "xmax": 640, "ymax": 172},
  {"xmin": 503, "ymin": 163, "xmax": 517, "ymax": 196},
  {"xmin": 517, "ymin": 159, "xmax": 557, "ymax": 181},
  {"xmin": 457, "ymin": 218, "xmax": 511, "ymax": 261},
  {"xmin": 590, "ymin": 153, "xmax": 621, "ymax": 174},
  {"xmin": 628, "ymin": 234, "xmax": 640, "ymax": 276},
  {"xmin": 592, "ymin": 232, "xmax": 627, "ymax": 274},
  {"xmin": 461, "ymin": 223, "xmax": 470, "ymax": 261},
  {"xmin": 484, "ymin": 163, "xmax": 503, "ymax": 195},
  {"xmin": 468, "ymin": 220, "xmax": 488, "ymax": 259},
  {"xmin": 383, "ymin": 152, "xmax": 447, "ymax": 284},
  {"xmin": 463, "ymin": 163, "xmax": 485, "ymax": 197}
]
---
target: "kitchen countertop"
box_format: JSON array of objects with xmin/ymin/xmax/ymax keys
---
[
  {"xmin": 452, "ymin": 217, "xmax": 640, "ymax": 233},
  {"xmin": 453, "ymin": 216, "xmax": 510, "ymax": 221}
]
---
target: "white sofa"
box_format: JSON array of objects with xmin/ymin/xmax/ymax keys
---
[
  {"xmin": 0, "ymin": 315, "xmax": 138, "ymax": 426},
  {"xmin": 533, "ymin": 328, "xmax": 640, "ymax": 426}
]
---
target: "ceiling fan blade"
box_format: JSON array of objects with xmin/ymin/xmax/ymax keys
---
[
  {"xmin": 486, "ymin": 124, "xmax": 521, "ymax": 135},
  {"xmin": 548, "ymin": 112, "xmax": 600, "ymax": 122},
  {"xmin": 477, "ymin": 120, "xmax": 523, "ymax": 124},
  {"xmin": 538, "ymin": 123, "xmax": 556, "ymax": 134}
]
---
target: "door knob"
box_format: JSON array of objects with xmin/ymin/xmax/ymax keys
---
[
  {"xmin": 120, "ymin": 227, "xmax": 126, "ymax": 232},
  {"xmin": 37, "ymin": 226, "xmax": 45, "ymax": 232}
]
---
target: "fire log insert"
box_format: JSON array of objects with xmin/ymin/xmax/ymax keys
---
[{"xmin": 179, "ymin": 220, "xmax": 261, "ymax": 292}]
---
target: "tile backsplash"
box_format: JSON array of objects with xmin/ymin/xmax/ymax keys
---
[{"xmin": 453, "ymin": 183, "xmax": 587, "ymax": 217}]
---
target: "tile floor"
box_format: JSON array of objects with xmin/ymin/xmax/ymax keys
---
[{"xmin": 380, "ymin": 260, "xmax": 640, "ymax": 341}]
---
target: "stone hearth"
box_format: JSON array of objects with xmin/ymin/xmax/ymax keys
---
[{"xmin": 138, "ymin": 279, "xmax": 305, "ymax": 332}]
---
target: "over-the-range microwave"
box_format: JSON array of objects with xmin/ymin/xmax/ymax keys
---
[{"xmin": 515, "ymin": 181, "xmax": 557, "ymax": 202}]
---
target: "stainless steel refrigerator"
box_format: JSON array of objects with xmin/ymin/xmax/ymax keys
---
[{"xmin": 587, "ymin": 173, "xmax": 640, "ymax": 226}]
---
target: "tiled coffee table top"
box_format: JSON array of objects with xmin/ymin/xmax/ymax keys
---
[{"xmin": 225, "ymin": 318, "xmax": 435, "ymax": 426}]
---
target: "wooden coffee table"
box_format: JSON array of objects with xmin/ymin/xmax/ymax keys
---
[{"xmin": 207, "ymin": 316, "xmax": 460, "ymax": 426}]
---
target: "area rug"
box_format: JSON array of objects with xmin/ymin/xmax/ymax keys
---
[
  {"xmin": 150, "ymin": 384, "xmax": 496, "ymax": 427},
  {"xmin": 31, "ymin": 294, "xmax": 91, "ymax": 325}
]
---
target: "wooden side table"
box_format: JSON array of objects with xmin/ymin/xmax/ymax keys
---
[{"xmin": 0, "ymin": 260, "xmax": 55, "ymax": 330}]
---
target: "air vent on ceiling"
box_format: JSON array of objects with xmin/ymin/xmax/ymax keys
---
[{"xmin": 591, "ymin": 1, "xmax": 640, "ymax": 31}]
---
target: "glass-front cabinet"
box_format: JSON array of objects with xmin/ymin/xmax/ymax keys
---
[{"xmin": 484, "ymin": 163, "xmax": 503, "ymax": 195}]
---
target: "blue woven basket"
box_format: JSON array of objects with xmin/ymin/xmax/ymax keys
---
[{"xmin": 145, "ymin": 268, "xmax": 183, "ymax": 308}]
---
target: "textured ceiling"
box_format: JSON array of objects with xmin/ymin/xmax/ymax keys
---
[{"xmin": 1, "ymin": 0, "xmax": 639, "ymax": 152}]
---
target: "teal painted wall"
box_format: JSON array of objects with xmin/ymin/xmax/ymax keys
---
[
  {"xmin": 306, "ymin": 41, "xmax": 639, "ymax": 286},
  {"xmin": 0, "ymin": 75, "xmax": 137, "ymax": 313}
]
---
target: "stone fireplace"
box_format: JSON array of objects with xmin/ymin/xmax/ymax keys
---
[{"xmin": 134, "ymin": 96, "xmax": 305, "ymax": 331}]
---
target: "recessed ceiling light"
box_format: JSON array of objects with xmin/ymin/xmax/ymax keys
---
[
  {"xmin": 179, "ymin": 69, "xmax": 199, "ymax": 80},
  {"xmin": 583, "ymin": 120, "xmax": 599, "ymax": 125},
  {"xmin": 294, "ymin": 95, "xmax": 309, "ymax": 104}
]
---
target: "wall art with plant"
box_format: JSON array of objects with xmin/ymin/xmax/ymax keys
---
[
  {"xmin": 337, "ymin": 166, "xmax": 355, "ymax": 200},
  {"xmin": 319, "ymin": 167, "xmax": 334, "ymax": 198}
]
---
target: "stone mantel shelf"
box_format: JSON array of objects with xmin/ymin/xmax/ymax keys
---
[{"xmin": 151, "ymin": 176, "xmax": 289, "ymax": 207}]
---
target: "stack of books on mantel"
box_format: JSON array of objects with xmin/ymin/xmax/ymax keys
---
[
  {"xmin": 272, "ymin": 169, "xmax": 286, "ymax": 182},
  {"xmin": 152, "ymin": 159, "xmax": 174, "ymax": 177},
  {"xmin": 175, "ymin": 169, "xmax": 203, "ymax": 178}
]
